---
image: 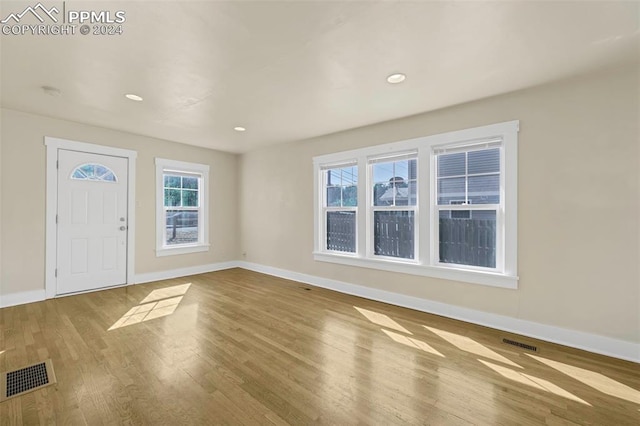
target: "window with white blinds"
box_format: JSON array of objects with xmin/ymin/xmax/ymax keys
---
[{"xmin": 313, "ymin": 121, "xmax": 519, "ymax": 289}]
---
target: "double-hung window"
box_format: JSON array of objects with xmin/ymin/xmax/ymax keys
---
[
  {"xmin": 322, "ymin": 163, "xmax": 358, "ymax": 253},
  {"xmin": 155, "ymin": 158, "xmax": 210, "ymax": 256},
  {"xmin": 434, "ymin": 143, "xmax": 502, "ymax": 270},
  {"xmin": 313, "ymin": 121, "xmax": 518, "ymax": 289},
  {"xmin": 370, "ymin": 153, "xmax": 418, "ymax": 260}
]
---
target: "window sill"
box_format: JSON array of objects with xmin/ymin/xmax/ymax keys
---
[
  {"xmin": 156, "ymin": 244, "xmax": 210, "ymax": 257},
  {"xmin": 313, "ymin": 252, "xmax": 518, "ymax": 289}
]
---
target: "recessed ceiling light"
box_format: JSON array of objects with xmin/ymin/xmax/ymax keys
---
[
  {"xmin": 386, "ymin": 73, "xmax": 406, "ymax": 84},
  {"xmin": 125, "ymin": 93, "xmax": 143, "ymax": 101},
  {"xmin": 234, "ymin": 126, "xmax": 246, "ymax": 132}
]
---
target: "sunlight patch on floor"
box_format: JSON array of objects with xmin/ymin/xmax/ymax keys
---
[
  {"xmin": 526, "ymin": 354, "xmax": 640, "ymax": 404},
  {"xmin": 479, "ymin": 360, "xmax": 591, "ymax": 406},
  {"xmin": 140, "ymin": 283, "xmax": 191, "ymax": 304},
  {"xmin": 109, "ymin": 296, "xmax": 183, "ymax": 330},
  {"xmin": 354, "ymin": 307, "xmax": 412, "ymax": 334},
  {"xmin": 424, "ymin": 325, "xmax": 522, "ymax": 368},
  {"xmin": 109, "ymin": 283, "xmax": 192, "ymax": 330},
  {"xmin": 382, "ymin": 329, "xmax": 445, "ymax": 357}
]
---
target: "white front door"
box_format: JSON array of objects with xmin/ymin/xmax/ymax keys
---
[{"xmin": 56, "ymin": 150, "xmax": 128, "ymax": 295}]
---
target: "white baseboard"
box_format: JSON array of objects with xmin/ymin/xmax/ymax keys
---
[
  {"xmin": 0, "ymin": 289, "xmax": 46, "ymax": 308},
  {"xmin": 1, "ymin": 260, "xmax": 637, "ymax": 363},
  {"xmin": 134, "ymin": 261, "xmax": 239, "ymax": 284},
  {"xmin": 236, "ymin": 261, "xmax": 640, "ymax": 363},
  {"xmin": 0, "ymin": 261, "xmax": 239, "ymax": 309}
]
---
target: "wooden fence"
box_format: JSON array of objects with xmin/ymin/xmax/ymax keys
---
[
  {"xmin": 374, "ymin": 211, "xmax": 415, "ymax": 259},
  {"xmin": 326, "ymin": 212, "xmax": 496, "ymax": 268},
  {"xmin": 326, "ymin": 211, "xmax": 356, "ymax": 252},
  {"xmin": 439, "ymin": 218, "xmax": 496, "ymax": 268}
]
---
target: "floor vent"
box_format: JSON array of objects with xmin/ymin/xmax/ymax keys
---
[
  {"xmin": 502, "ymin": 338, "xmax": 538, "ymax": 352},
  {"xmin": 0, "ymin": 359, "xmax": 57, "ymax": 402}
]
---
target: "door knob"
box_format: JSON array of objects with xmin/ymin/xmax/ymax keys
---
[{"xmin": 119, "ymin": 226, "xmax": 127, "ymax": 231}]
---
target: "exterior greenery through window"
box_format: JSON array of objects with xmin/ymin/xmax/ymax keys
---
[
  {"xmin": 155, "ymin": 158, "xmax": 210, "ymax": 256},
  {"xmin": 313, "ymin": 121, "xmax": 519, "ymax": 289}
]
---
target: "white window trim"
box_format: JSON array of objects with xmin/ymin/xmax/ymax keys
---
[
  {"xmin": 312, "ymin": 120, "xmax": 519, "ymax": 289},
  {"xmin": 368, "ymin": 153, "xmax": 419, "ymax": 261},
  {"xmin": 155, "ymin": 158, "xmax": 210, "ymax": 257}
]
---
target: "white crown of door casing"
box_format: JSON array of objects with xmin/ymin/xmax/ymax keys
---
[{"xmin": 44, "ymin": 137, "xmax": 137, "ymax": 298}]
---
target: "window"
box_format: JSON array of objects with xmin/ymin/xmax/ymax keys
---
[
  {"xmin": 155, "ymin": 158, "xmax": 209, "ymax": 256},
  {"xmin": 370, "ymin": 154, "xmax": 417, "ymax": 260},
  {"xmin": 435, "ymin": 144, "xmax": 501, "ymax": 269},
  {"xmin": 313, "ymin": 121, "xmax": 518, "ymax": 289},
  {"xmin": 322, "ymin": 163, "xmax": 358, "ymax": 253},
  {"xmin": 71, "ymin": 163, "xmax": 117, "ymax": 182}
]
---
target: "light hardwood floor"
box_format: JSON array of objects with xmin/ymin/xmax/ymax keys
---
[{"xmin": 0, "ymin": 268, "xmax": 638, "ymax": 425}]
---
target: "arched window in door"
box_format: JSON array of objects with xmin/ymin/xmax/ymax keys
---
[{"xmin": 70, "ymin": 163, "xmax": 117, "ymax": 182}]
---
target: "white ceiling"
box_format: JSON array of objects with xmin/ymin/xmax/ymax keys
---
[{"xmin": 1, "ymin": 1, "xmax": 638, "ymax": 153}]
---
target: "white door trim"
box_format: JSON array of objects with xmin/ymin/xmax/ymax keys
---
[{"xmin": 44, "ymin": 137, "xmax": 137, "ymax": 298}]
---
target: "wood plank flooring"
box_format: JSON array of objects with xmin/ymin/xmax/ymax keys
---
[{"xmin": 0, "ymin": 268, "xmax": 638, "ymax": 425}]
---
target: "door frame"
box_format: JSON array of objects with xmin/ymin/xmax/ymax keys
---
[{"xmin": 44, "ymin": 137, "xmax": 137, "ymax": 298}]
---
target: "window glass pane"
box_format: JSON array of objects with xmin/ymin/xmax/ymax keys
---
[
  {"xmin": 326, "ymin": 186, "xmax": 342, "ymax": 207},
  {"xmin": 80, "ymin": 164, "xmax": 94, "ymax": 176},
  {"xmin": 164, "ymin": 175, "xmax": 181, "ymax": 188},
  {"xmin": 439, "ymin": 210, "xmax": 496, "ymax": 268},
  {"xmin": 341, "ymin": 166, "xmax": 358, "ymax": 186},
  {"xmin": 438, "ymin": 152, "xmax": 465, "ymax": 177},
  {"xmin": 391, "ymin": 178, "xmax": 410, "ymax": 206},
  {"xmin": 325, "ymin": 166, "xmax": 358, "ymax": 207},
  {"xmin": 408, "ymin": 180, "xmax": 417, "ymax": 206},
  {"xmin": 72, "ymin": 170, "xmax": 87, "ymax": 179},
  {"xmin": 374, "ymin": 211, "xmax": 415, "ymax": 259},
  {"xmin": 468, "ymin": 174, "xmax": 500, "ymax": 204},
  {"xmin": 375, "ymin": 182, "xmax": 400, "ymax": 206},
  {"xmin": 372, "ymin": 162, "xmax": 394, "ymax": 184},
  {"xmin": 71, "ymin": 163, "xmax": 118, "ymax": 182},
  {"xmin": 394, "ymin": 160, "xmax": 408, "ymax": 180},
  {"xmin": 95, "ymin": 165, "xmax": 109, "ymax": 177},
  {"xmin": 182, "ymin": 177, "xmax": 198, "ymax": 189},
  {"xmin": 342, "ymin": 185, "xmax": 357, "ymax": 207},
  {"xmin": 372, "ymin": 159, "xmax": 416, "ymax": 207},
  {"xmin": 326, "ymin": 211, "xmax": 356, "ymax": 253},
  {"xmin": 373, "ymin": 183, "xmax": 389, "ymax": 206},
  {"xmin": 327, "ymin": 169, "xmax": 341, "ymax": 185},
  {"xmin": 437, "ymin": 177, "xmax": 465, "ymax": 205},
  {"xmin": 165, "ymin": 210, "xmax": 199, "ymax": 245},
  {"xmin": 164, "ymin": 189, "xmax": 181, "ymax": 207},
  {"xmin": 468, "ymin": 148, "xmax": 500, "ymax": 175},
  {"xmin": 182, "ymin": 190, "xmax": 198, "ymax": 207}
]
